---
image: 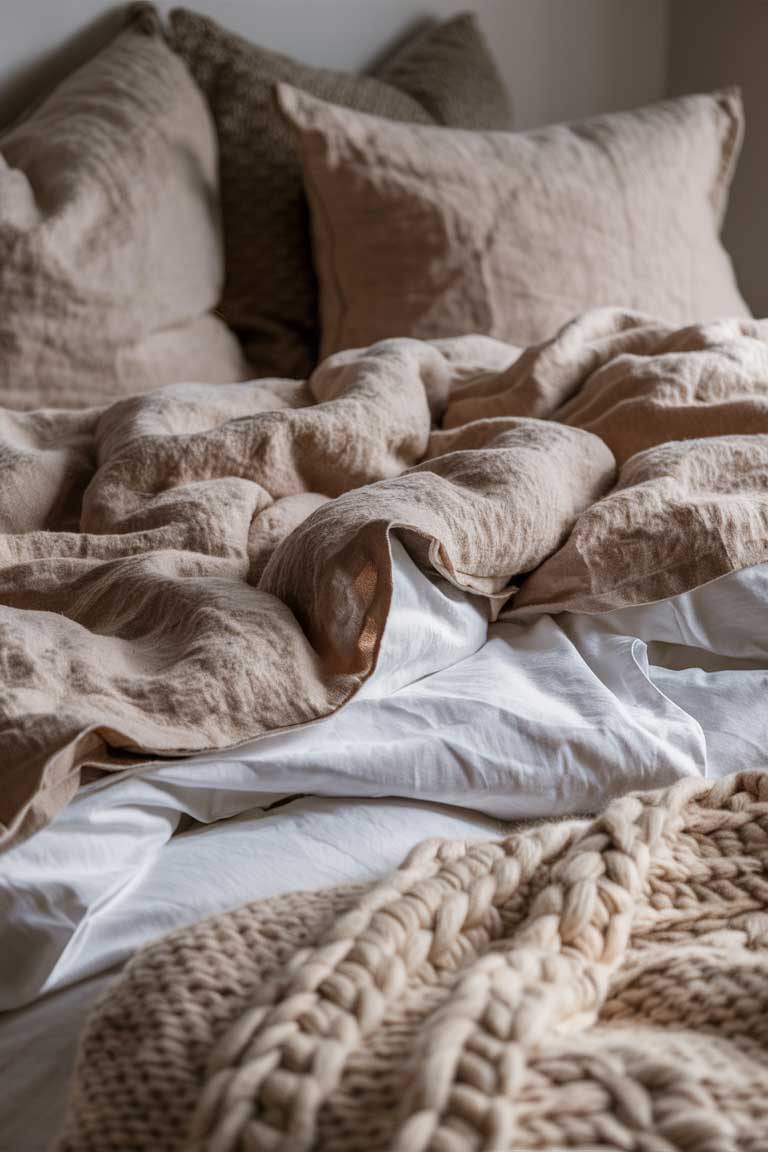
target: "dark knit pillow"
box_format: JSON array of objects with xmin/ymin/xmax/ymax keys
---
[{"xmin": 169, "ymin": 9, "xmax": 511, "ymax": 379}]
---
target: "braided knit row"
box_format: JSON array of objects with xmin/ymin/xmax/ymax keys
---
[
  {"xmin": 188, "ymin": 824, "xmax": 580, "ymax": 1151},
  {"xmin": 184, "ymin": 773, "xmax": 768, "ymax": 1152}
]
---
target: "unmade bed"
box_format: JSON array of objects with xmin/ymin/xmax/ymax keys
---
[{"xmin": 1, "ymin": 5, "xmax": 767, "ymax": 1151}]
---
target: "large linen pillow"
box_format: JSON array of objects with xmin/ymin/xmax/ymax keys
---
[
  {"xmin": 0, "ymin": 5, "xmax": 248, "ymax": 411},
  {"xmin": 277, "ymin": 86, "xmax": 750, "ymax": 359},
  {"xmin": 168, "ymin": 8, "xmax": 512, "ymax": 379}
]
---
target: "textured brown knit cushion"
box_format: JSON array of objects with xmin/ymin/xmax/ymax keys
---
[
  {"xmin": 0, "ymin": 4, "xmax": 248, "ymax": 410},
  {"xmin": 278, "ymin": 86, "xmax": 750, "ymax": 360},
  {"xmin": 57, "ymin": 772, "xmax": 768, "ymax": 1151},
  {"xmin": 168, "ymin": 8, "xmax": 512, "ymax": 380}
]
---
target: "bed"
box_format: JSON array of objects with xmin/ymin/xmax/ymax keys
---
[{"xmin": 1, "ymin": 5, "xmax": 767, "ymax": 1152}]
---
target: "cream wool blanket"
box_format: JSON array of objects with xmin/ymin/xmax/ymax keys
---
[
  {"xmin": 3, "ymin": 308, "xmax": 768, "ymax": 846},
  {"xmin": 57, "ymin": 771, "xmax": 768, "ymax": 1151}
]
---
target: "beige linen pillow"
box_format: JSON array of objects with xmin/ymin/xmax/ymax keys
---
[
  {"xmin": 0, "ymin": 6, "xmax": 247, "ymax": 411},
  {"xmin": 169, "ymin": 8, "xmax": 512, "ymax": 379},
  {"xmin": 277, "ymin": 86, "xmax": 750, "ymax": 359}
]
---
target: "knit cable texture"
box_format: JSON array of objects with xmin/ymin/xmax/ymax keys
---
[{"xmin": 58, "ymin": 771, "xmax": 768, "ymax": 1151}]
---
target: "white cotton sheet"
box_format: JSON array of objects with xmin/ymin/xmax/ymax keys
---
[
  {"xmin": 561, "ymin": 569, "xmax": 768, "ymax": 777},
  {"xmin": 3, "ymin": 549, "xmax": 768, "ymax": 1016}
]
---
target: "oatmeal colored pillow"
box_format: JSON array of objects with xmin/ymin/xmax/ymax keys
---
[
  {"xmin": 168, "ymin": 8, "xmax": 512, "ymax": 379},
  {"xmin": 277, "ymin": 86, "xmax": 750, "ymax": 359},
  {"xmin": 0, "ymin": 5, "xmax": 248, "ymax": 411}
]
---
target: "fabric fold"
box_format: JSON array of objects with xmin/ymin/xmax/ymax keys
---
[{"xmin": 3, "ymin": 311, "xmax": 768, "ymax": 846}]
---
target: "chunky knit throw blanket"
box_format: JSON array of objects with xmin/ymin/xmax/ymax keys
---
[{"xmin": 58, "ymin": 771, "xmax": 768, "ymax": 1151}]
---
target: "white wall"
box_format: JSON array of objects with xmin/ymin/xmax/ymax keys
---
[
  {"xmin": 0, "ymin": 0, "xmax": 668, "ymax": 132},
  {"xmin": 668, "ymin": 0, "xmax": 766, "ymax": 316}
]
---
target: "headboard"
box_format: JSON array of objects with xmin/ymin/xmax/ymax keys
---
[{"xmin": 0, "ymin": 0, "xmax": 668, "ymax": 133}]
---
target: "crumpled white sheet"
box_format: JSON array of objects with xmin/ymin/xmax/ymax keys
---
[{"xmin": 2, "ymin": 545, "xmax": 768, "ymax": 1017}]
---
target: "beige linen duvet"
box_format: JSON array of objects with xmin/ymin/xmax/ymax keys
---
[{"xmin": 2, "ymin": 308, "xmax": 768, "ymax": 848}]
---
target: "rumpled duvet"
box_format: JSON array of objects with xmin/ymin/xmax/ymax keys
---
[{"xmin": 2, "ymin": 308, "xmax": 768, "ymax": 847}]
